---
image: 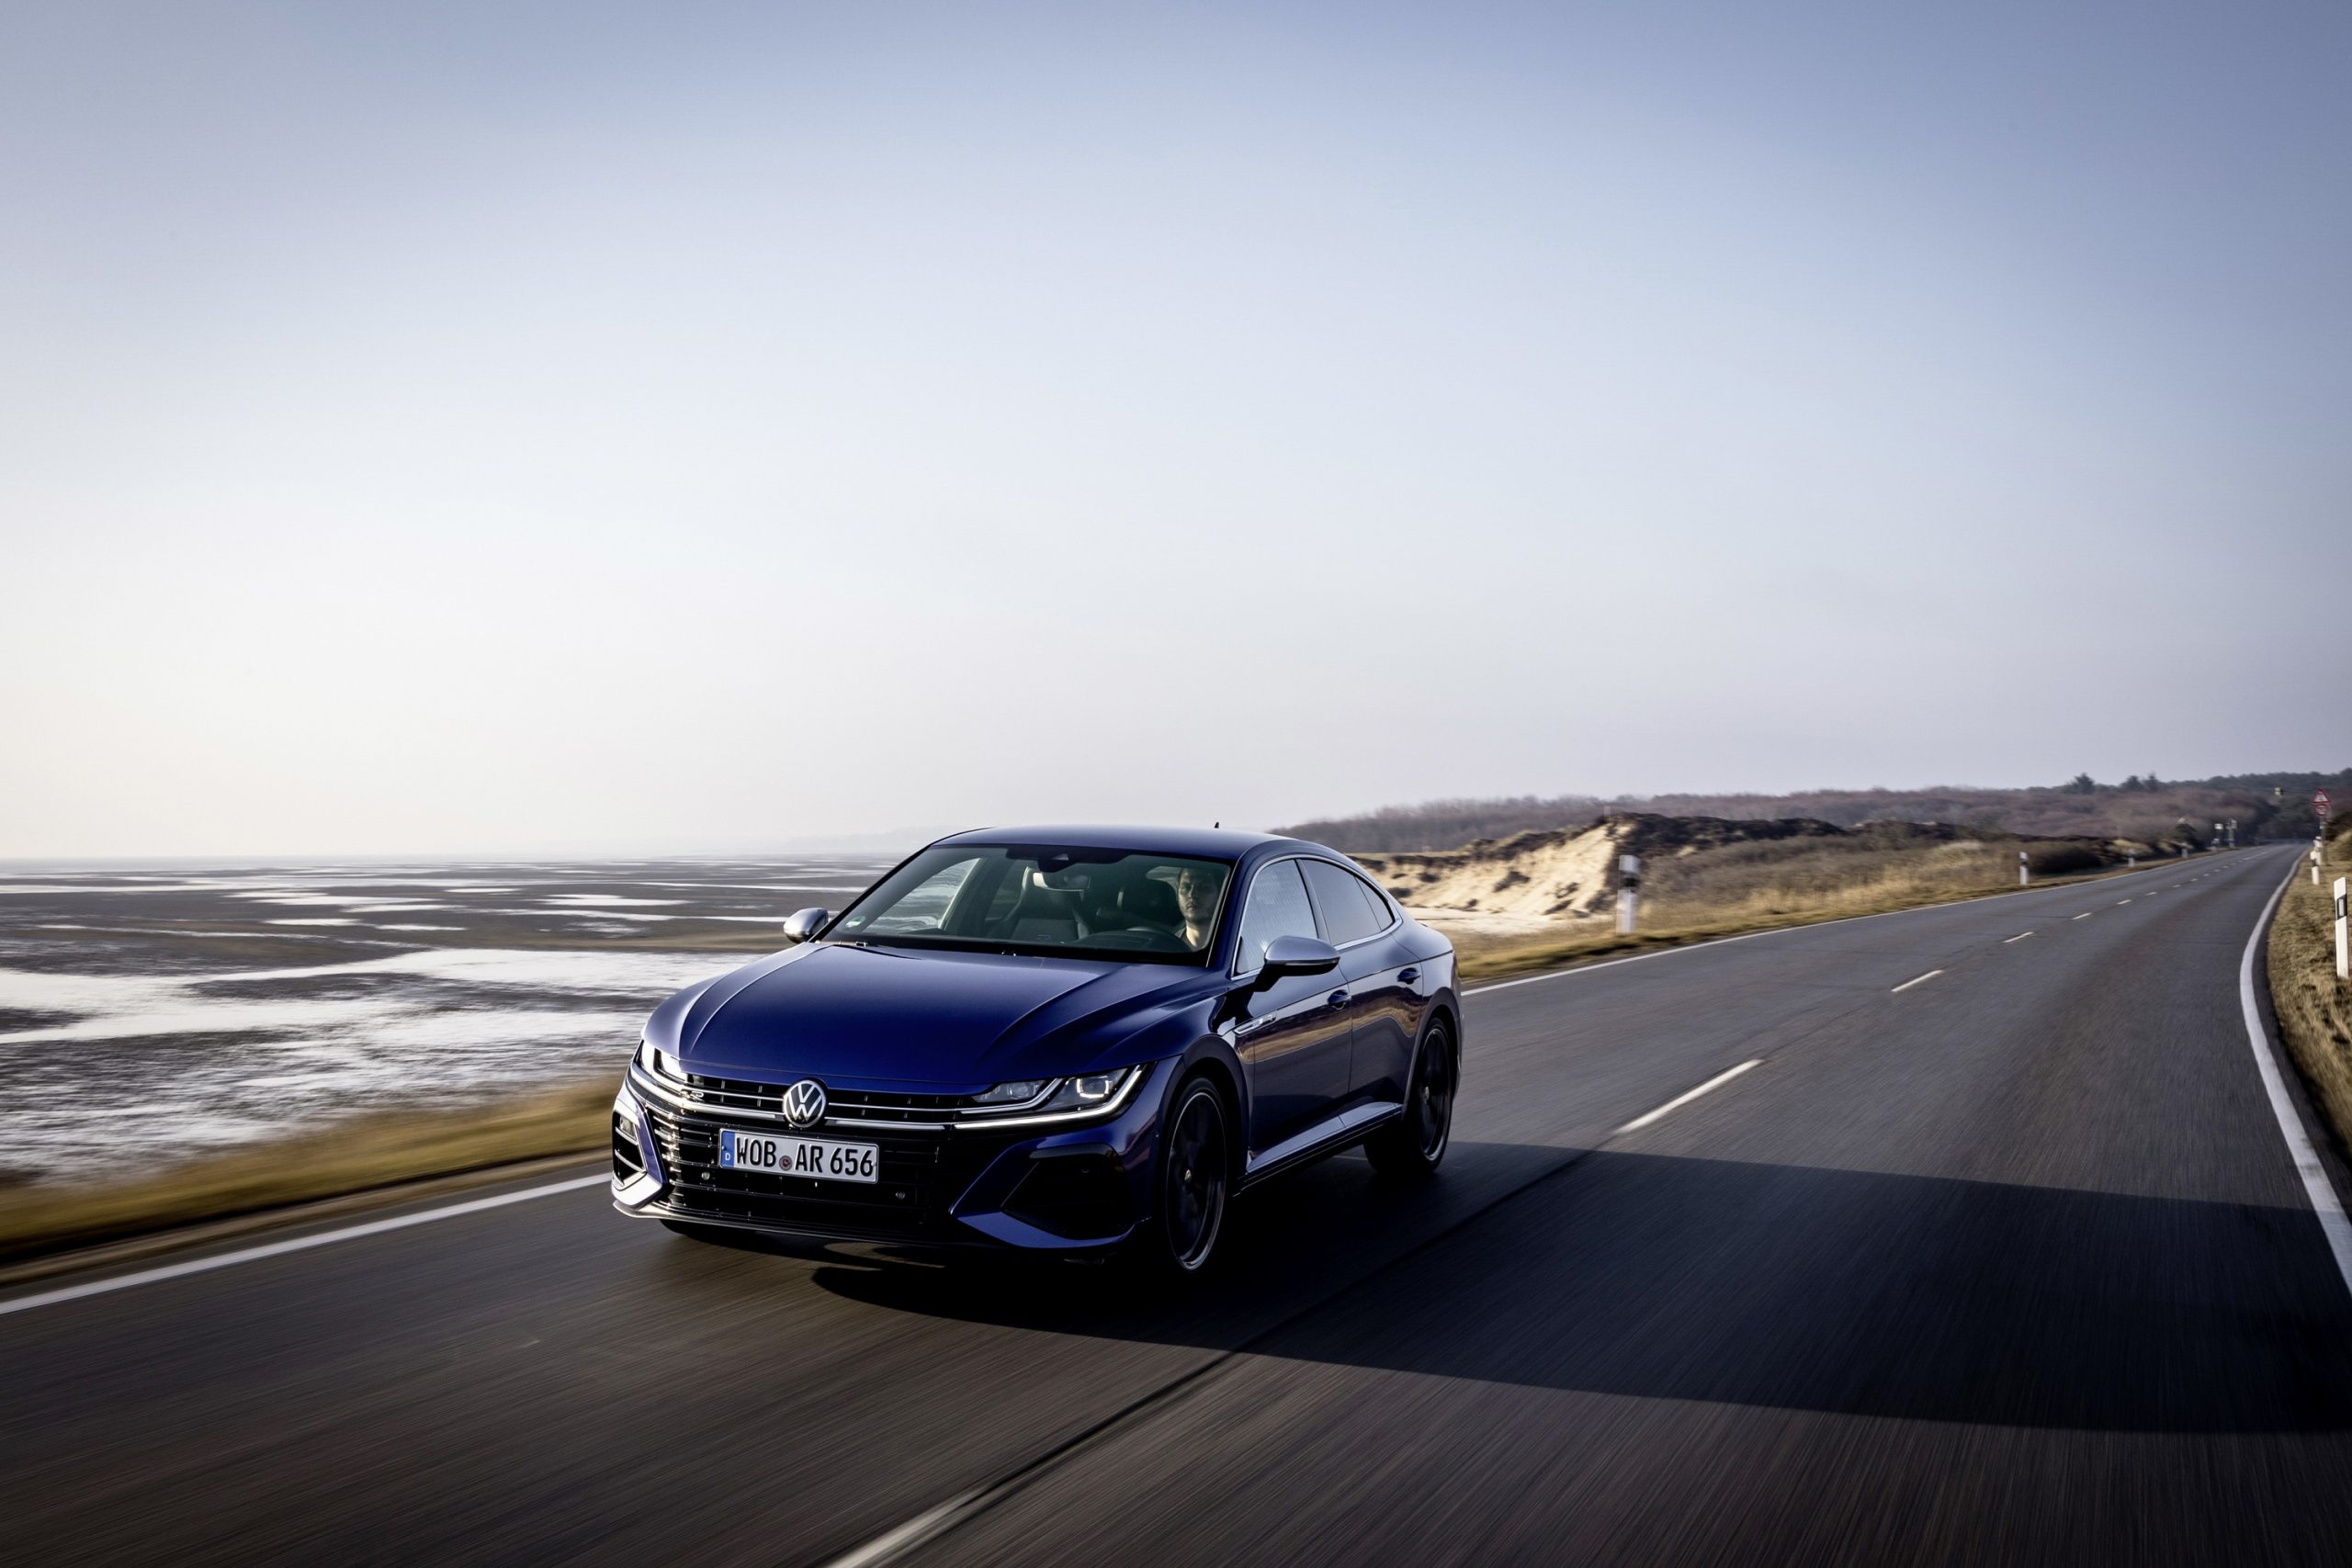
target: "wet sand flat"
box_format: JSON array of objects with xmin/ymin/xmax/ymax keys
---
[{"xmin": 0, "ymin": 856, "xmax": 892, "ymax": 1183}]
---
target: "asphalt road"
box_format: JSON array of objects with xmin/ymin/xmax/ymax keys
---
[{"xmin": 6, "ymin": 845, "xmax": 2348, "ymax": 1566}]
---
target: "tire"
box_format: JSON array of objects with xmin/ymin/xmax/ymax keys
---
[
  {"xmin": 1140, "ymin": 1073, "xmax": 1233, "ymax": 1279},
  {"xmin": 1366, "ymin": 1015, "xmax": 1457, "ymax": 1179}
]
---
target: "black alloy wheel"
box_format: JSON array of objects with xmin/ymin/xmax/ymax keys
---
[
  {"xmin": 1367, "ymin": 1016, "xmax": 1456, "ymax": 1177},
  {"xmin": 1157, "ymin": 1077, "xmax": 1230, "ymax": 1274}
]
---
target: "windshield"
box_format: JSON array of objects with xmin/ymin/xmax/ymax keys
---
[{"xmin": 829, "ymin": 845, "xmax": 1234, "ymax": 963}]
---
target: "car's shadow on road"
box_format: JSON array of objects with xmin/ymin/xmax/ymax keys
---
[{"xmin": 800, "ymin": 1142, "xmax": 2352, "ymax": 1434}]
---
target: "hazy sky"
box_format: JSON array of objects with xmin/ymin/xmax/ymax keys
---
[{"xmin": 5, "ymin": 2, "xmax": 2347, "ymax": 857}]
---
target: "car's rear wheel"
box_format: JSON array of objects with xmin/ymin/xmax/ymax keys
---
[
  {"xmin": 1367, "ymin": 1015, "xmax": 1456, "ymax": 1178},
  {"xmin": 1144, "ymin": 1074, "xmax": 1231, "ymax": 1277}
]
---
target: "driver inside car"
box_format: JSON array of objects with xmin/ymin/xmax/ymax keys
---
[
  {"xmin": 1109, "ymin": 865, "xmax": 1225, "ymax": 950},
  {"xmin": 1172, "ymin": 863, "xmax": 1222, "ymax": 949}
]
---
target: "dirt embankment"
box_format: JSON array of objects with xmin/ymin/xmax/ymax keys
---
[
  {"xmin": 1353, "ymin": 816, "xmax": 1849, "ymax": 934},
  {"xmin": 2269, "ymin": 820, "xmax": 2352, "ymax": 1150}
]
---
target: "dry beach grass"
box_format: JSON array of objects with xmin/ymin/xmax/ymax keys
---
[
  {"xmin": 2267, "ymin": 821, "xmax": 2352, "ymax": 1151},
  {"xmin": 1448, "ymin": 863, "xmax": 2159, "ymax": 980},
  {"xmin": 1387, "ymin": 824, "xmax": 2171, "ymax": 980},
  {"xmin": 0, "ymin": 1080, "xmax": 610, "ymax": 1266}
]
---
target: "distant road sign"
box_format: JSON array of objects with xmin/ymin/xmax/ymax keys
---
[{"xmin": 2318, "ymin": 789, "xmax": 2332, "ymax": 821}]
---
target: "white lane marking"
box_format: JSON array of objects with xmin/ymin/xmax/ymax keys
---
[
  {"xmin": 2236, "ymin": 863, "xmax": 2352, "ymax": 1300},
  {"xmin": 2004, "ymin": 931, "xmax": 2034, "ymax": 943},
  {"xmin": 0, "ymin": 1173, "xmax": 609, "ymax": 1319},
  {"xmin": 821, "ymin": 1495, "xmax": 979, "ymax": 1568},
  {"xmin": 2073, "ymin": 912, "xmax": 2093, "ymax": 920},
  {"xmin": 1891, "ymin": 970, "xmax": 1942, "ymax": 993},
  {"xmin": 1615, "ymin": 1059, "xmax": 1763, "ymax": 1134},
  {"xmin": 1463, "ymin": 857, "xmax": 2179, "ymax": 998},
  {"xmin": 1465, "ymin": 923, "xmax": 1813, "ymax": 996},
  {"xmin": 2117, "ymin": 899, "xmax": 2132, "ymax": 905}
]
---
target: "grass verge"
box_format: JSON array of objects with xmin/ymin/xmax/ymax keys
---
[
  {"xmin": 2267, "ymin": 828, "xmax": 2352, "ymax": 1151},
  {"xmin": 0, "ymin": 1080, "xmax": 612, "ymax": 1267},
  {"xmin": 1455, "ymin": 852, "xmax": 2199, "ymax": 982}
]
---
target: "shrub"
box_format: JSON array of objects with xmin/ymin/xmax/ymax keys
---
[{"xmin": 2026, "ymin": 843, "xmax": 2106, "ymax": 876}]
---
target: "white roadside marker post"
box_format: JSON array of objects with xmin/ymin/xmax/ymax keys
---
[
  {"xmin": 2335, "ymin": 877, "xmax": 2348, "ymax": 982},
  {"xmin": 2317, "ymin": 840, "xmax": 2326, "ymax": 887},
  {"xmin": 1617, "ymin": 852, "xmax": 1642, "ymax": 936},
  {"xmin": 2018, "ymin": 849, "xmax": 2029, "ymax": 887}
]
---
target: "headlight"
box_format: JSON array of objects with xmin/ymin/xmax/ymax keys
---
[
  {"xmin": 1035, "ymin": 1066, "xmax": 1135, "ymax": 1113},
  {"xmin": 966, "ymin": 1066, "xmax": 1138, "ymax": 1119},
  {"xmin": 1053, "ymin": 1072, "xmax": 1124, "ymax": 1109},
  {"xmin": 635, "ymin": 1040, "xmax": 684, "ymax": 1081}
]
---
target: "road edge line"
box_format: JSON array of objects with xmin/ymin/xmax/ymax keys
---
[
  {"xmin": 2236, "ymin": 862, "xmax": 2352, "ymax": 1300},
  {"xmin": 0, "ymin": 1174, "xmax": 609, "ymax": 1318}
]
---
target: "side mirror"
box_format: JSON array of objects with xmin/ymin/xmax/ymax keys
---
[
  {"xmin": 781, "ymin": 908, "xmax": 831, "ymax": 944},
  {"xmin": 1253, "ymin": 933, "xmax": 1340, "ymax": 988}
]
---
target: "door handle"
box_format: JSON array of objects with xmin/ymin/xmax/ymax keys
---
[
  {"xmin": 1397, "ymin": 967, "xmax": 1419, "ymax": 986},
  {"xmin": 1327, "ymin": 989, "xmax": 1351, "ymax": 1009}
]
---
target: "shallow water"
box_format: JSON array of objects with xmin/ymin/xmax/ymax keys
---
[{"xmin": 0, "ymin": 856, "xmax": 892, "ymax": 1181}]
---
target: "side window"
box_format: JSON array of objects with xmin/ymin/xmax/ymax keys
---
[
  {"xmin": 862, "ymin": 857, "xmax": 978, "ymax": 933},
  {"xmin": 1232, "ymin": 860, "xmax": 1317, "ymax": 976},
  {"xmin": 1350, "ymin": 868, "xmax": 1397, "ymax": 932},
  {"xmin": 1302, "ymin": 859, "xmax": 1386, "ymax": 946}
]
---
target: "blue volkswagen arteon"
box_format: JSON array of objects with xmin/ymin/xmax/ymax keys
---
[{"xmin": 613, "ymin": 825, "xmax": 1460, "ymax": 1275}]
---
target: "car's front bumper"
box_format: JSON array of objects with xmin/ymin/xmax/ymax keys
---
[{"xmin": 610, "ymin": 1058, "xmax": 1176, "ymax": 1251}]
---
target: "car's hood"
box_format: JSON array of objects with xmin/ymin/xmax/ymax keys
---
[{"xmin": 652, "ymin": 941, "xmax": 1204, "ymax": 1089}]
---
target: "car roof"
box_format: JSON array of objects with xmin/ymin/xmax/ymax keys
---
[{"xmin": 932, "ymin": 823, "xmax": 1306, "ymax": 860}]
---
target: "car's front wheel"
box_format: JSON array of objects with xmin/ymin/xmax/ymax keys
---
[
  {"xmin": 1143, "ymin": 1073, "xmax": 1231, "ymax": 1278},
  {"xmin": 1366, "ymin": 1015, "xmax": 1456, "ymax": 1178}
]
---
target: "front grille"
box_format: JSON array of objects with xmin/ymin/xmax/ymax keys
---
[
  {"xmin": 675, "ymin": 1072, "xmax": 969, "ymax": 1126},
  {"xmin": 826, "ymin": 1087, "xmax": 973, "ymax": 1125},
  {"xmin": 646, "ymin": 1100, "xmax": 1016, "ymax": 1240}
]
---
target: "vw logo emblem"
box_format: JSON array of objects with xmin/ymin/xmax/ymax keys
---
[{"xmin": 781, "ymin": 1078, "xmax": 827, "ymax": 1129}]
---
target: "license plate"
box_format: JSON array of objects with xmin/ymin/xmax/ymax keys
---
[{"xmin": 718, "ymin": 1128, "xmax": 878, "ymax": 1184}]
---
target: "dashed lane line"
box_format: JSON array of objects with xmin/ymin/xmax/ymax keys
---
[
  {"xmin": 823, "ymin": 1498, "xmax": 977, "ymax": 1568},
  {"xmin": 1891, "ymin": 970, "xmax": 1943, "ymax": 993},
  {"xmin": 1614, "ymin": 1059, "xmax": 1765, "ymax": 1134}
]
